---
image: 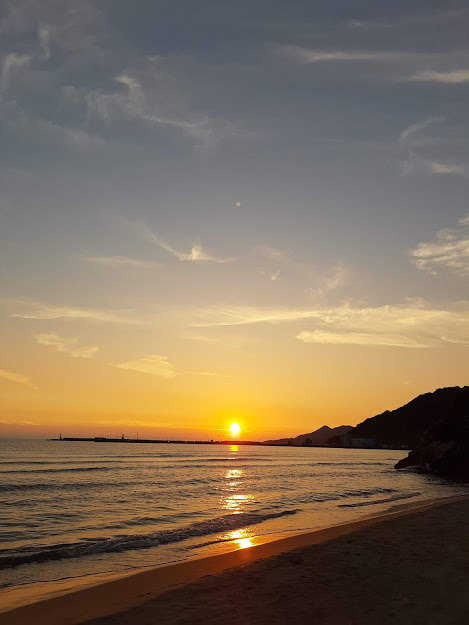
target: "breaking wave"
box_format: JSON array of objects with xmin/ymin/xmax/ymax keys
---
[
  {"xmin": 0, "ymin": 509, "xmax": 299, "ymax": 570},
  {"xmin": 338, "ymin": 492, "xmax": 421, "ymax": 507}
]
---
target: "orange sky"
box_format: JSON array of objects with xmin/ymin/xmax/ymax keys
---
[
  {"xmin": 1, "ymin": 312, "xmax": 467, "ymax": 439},
  {"xmin": 2, "ymin": 2, "xmax": 469, "ymax": 440}
]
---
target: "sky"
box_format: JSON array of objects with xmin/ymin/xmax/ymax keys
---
[{"xmin": 1, "ymin": 0, "xmax": 468, "ymax": 440}]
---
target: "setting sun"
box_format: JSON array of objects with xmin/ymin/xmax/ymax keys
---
[{"xmin": 229, "ymin": 422, "xmax": 241, "ymax": 435}]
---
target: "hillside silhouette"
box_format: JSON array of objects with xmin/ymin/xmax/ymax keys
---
[
  {"xmin": 265, "ymin": 425, "xmax": 352, "ymax": 447},
  {"xmin": 350, "ymin": 386, "xmax": 469, "ymax": 449}
]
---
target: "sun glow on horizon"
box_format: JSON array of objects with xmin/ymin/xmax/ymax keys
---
[{"xmin": 229, "ymin": 422, "xmax": 241, "ymax": 435}]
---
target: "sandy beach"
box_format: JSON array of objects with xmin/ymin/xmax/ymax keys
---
[{"xmin": 2, "ymin": 495, "xmax": 469, "ymax": 625}]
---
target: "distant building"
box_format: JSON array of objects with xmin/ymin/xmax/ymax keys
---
[{"xmin": 343, "ymin": 432, "xmax": 376, "ymax": 448}]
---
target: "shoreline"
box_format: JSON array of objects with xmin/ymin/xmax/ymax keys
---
[{"xmin": 1, "ymin": 494, "xmax": 467, "ymax": 625}]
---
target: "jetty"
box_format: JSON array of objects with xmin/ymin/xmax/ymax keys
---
[{"xmin": 49, "ymin": 436, "xmax": 264, "ymax": 446}]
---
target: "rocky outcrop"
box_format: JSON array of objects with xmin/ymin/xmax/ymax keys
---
[{"xmin": 395, "ymin": 415, "xmax": 469, "ymax": 480}]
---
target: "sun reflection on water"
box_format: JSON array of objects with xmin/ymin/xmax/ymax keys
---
[
  {"xmin": 223, "ymin": 493, "xmax": 254, "ymax": 512},
  {"xmin": 225, "ymin": 468, "xmax": 243, "ymax": 489},
  {"xmin": 220, "ymin": 459, "xmax": 255, "ymax": 514}
]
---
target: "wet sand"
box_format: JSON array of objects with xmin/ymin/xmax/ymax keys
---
[{"xmin": 2, "ymin": 496, "xmax": 469, "ymax": 625}]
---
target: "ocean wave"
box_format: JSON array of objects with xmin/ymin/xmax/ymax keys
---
[
  {"xmin": 287, "ymin": 487, "xmax": 398, "ymax": 506},
  {"xmin": 338, "ymin": 492, "xmax": 421, "ymax": 508},
  {"xmin": 0, "ymin": 509, "xmax": 299, "ymax": 570},
  {"xmin": 312, "ymin": 462, "xmax": 388, "ymax": 467},
  {"xmin": 0, "ymin": 478, "xmax": 157, "ymax": 493},
  {"xmin": 0, "ymin": 467, "xmax": 114, "ymax": 475}
]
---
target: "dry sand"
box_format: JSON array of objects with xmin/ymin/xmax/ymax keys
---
[{"xmin": 2, "ymin": 496, "xmax": 469, "ymax": 625}]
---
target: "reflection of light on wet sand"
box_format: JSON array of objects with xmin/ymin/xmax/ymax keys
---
[{"xmin": 227, "ymin": 528, "xmax": 254, "ymax": 549}]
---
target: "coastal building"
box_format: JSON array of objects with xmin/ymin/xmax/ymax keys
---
[{"xmin": 342, "ymin": 432, "xmax": 376, "ymax": 448}]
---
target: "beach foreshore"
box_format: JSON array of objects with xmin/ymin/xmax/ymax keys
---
[{"xmin": 2, "ymin": 495, "xmax": 469, "ymax": 625}]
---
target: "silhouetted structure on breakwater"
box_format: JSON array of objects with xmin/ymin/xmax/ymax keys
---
[{"xmin": 50, "ymin": 437, "xmax": 264, "ymax": 446}]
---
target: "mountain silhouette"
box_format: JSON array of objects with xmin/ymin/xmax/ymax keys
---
[
  {"xmin": 350, "ymin": 386, "xmax": 469, "ymax": 449},
  {"xmin": 265, "ymin": 425, "xmax": 352, "ymax": 446}
]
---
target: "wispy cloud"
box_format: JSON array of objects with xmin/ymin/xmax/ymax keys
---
[
  {"xmin": 397, "ymin": 117, "xmax": 469, "ymax": 182},
  {"xmin": 278, "ymin": 45, "xmax": 469, "ymax": 88},
  {"xmin": 401, "ymin": 153, "xmax": 469, "ymax": 177},
  {"xmin": 34, "ymin": 333, "xmax": 99, "ymax": 358},
  {"xmin": 84, "ymin": 62, "xmax": 234, "ymax": 153},
  {"xmin": 114, "ymin": 355, "xmax": 177, "ymax": 379},
  {"xmin": 0, "ymin": 368, "xmax": 36, "ymax": 389},
  {"xmin": 277, "ymin": 46, "xmax": 407, "ymax": 64},
  {"xmin": 12, "ymin": 302, "xmax": 141, "ymax": 324},
  {"xmin": 38, "ymin": 24, "xmax": 51, "ymax": 60},
  {"xmin": 296, "ymin": 302, "xmax": 469, "ymax": 348},
  {"xmin": 0, "ymin": 52, "xmax": 30, "ymax": 95},
  {"xmin": 398, "ymin": 117, "xmax": 441, "ymax": 143},
  {"xmin": 83, "ymin": 256, "xmax": 160, "ymax": 269},
  {"xmin": 191, "ymin": 305, "xmax": 322, "ymax": 327},
  {"xmin": 297, "ymin": 330, "xmax": 427, "ymax": 348},
  {"xmin": 258, "ymin": 268, "xmax": 281, "ymax": 281},
  {"xmin": 425, "ymin": 161, "xmax": 468, "ymax": 176},
  {"xmin": 409, "ymin": 70, "xmax": 469, "ymax": 83},
  {"xmin": 254, "ymin": 246, "xmax": 346, "ymax": 293},
  {"xmin": 346, "ymin": 9, "xmax": 469, "ymax": 31},
  {"xmin": 410, "ymin": 214, "xmax": 469, "ymax": 275},
  {"xmin": 137, "ymin": 224, "xmax": 234, "ymax": 263},
  {"xmin": 113, "ymin": 354, "xmax": 224, "ymax": 379},
  {"xmin": 255, "ymin": 245, "xmax": 287, "ymax": 281},
  {"xmin": 86, "ymin": 73, "xmax": 206, "ymax": 134},
  {"xmin": 190, "ymin": 301, "xmax": 469, "ymax": 348}
]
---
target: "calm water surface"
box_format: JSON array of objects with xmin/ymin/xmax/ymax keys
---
[{"xmin": 1, "ymin": 439, "xmax": 466, "ymax": 590}]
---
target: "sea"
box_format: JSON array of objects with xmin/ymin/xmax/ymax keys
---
[{"xmin": 1, "ymin": 438, "xmax": 467, "ymax": 593}]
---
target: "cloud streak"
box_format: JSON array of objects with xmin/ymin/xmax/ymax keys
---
[
  {"xmin": 84, "ymin": 64, "xmax": 230, "ymax": 153},
  {"xmin": 137, "ymin": 225, "xmax": 234, "ymax": 263},
  {"xmin": 278, "ymin": 46, "xmax": 469, "ymax": 88},
  {"xmin": 190, "ymin": 301, "xmax": 469, "ymax": 348},
  {"xmin": 83, "ymin": 256, "xmax": 160, "ymax": 269},
  {"xmin": 278, "ymin": 46, "xmax": 409, "ymax": 64},
  {"xmin": 401, "ymin": 153, "xmax": 469, "ymax": 178},
  {"xmin": 0, "ymin": 368, "xmax": 36, "ymax": 389},
  {"xmin": 398, "ymin": 117, "xmax": 441, "ymax": 143},
  {"xmin": 114, "ymin": 355, "xmax": 177, "ymax": 379},
  {"xmin": 297, "ymin": 330, "xmax": 427, "ymax": 348},
  {"xmin": 0, "ymin": 52, "xmax": 30, "ymax": 96},
  {"xmin": 12, "ymin": 302, "xmax": 142, "ymax": 324},
  {"xmin": 409, "ymin": 70, "xmax": 469, "ymax": 83},
  {"xmin": 410, "ymin": 214, "xmax": 469, "ymax": 275},
  {"xmin": 34, "ymin": 333, "xmax": 99, "ymax": 358},
  {"xmin": 426, "ymin": 161, "xmax": 468, "ymax": 176}
]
